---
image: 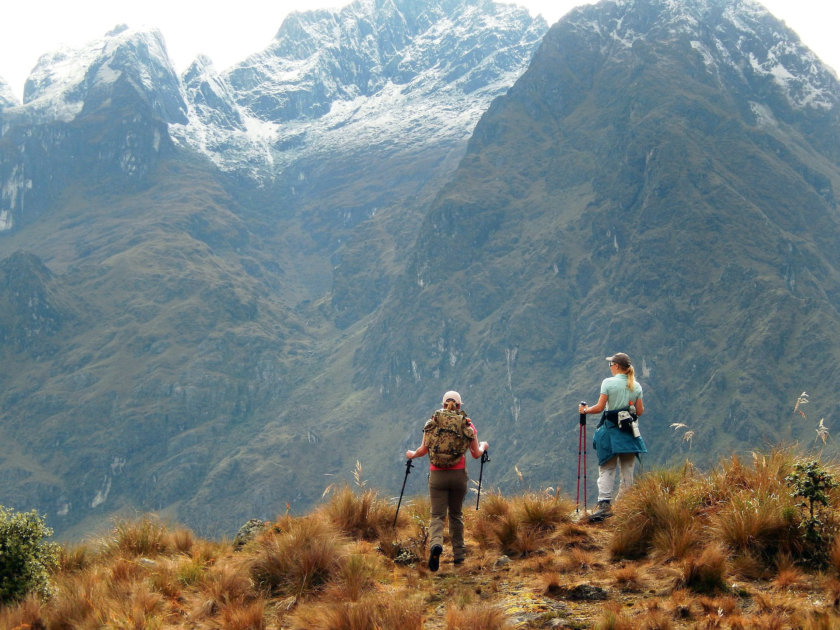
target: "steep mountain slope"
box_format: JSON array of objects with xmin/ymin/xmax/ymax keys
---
[
  {"xmin": 0, "ymin": 156, "xmax": 317, "ymax": 538},
  {"xmin": 0, "ymin": 1, "xmax": 548, "ymax": 537},
  {"xmin": 348, "ymin": 0, "xmax": 840, "ymax": 489},
  {"xmin": 172, "ymin": 0, "xmax": 548, "ymax": 324}
]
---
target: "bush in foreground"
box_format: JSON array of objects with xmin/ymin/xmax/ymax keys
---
[{"xmin": 0, "ymin": 505, "xmax": 60, "ymax": 604}]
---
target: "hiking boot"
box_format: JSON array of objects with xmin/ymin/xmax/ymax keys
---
[
  {"xmin": 588, "ymin": 500, "xmax": 613, "ymax": 523},
  {"xmin": 428, "ymin": 544, "xmax": 443, "ymax": 572},
  {"xmin": 453, "ymin": 557, "xmax": 465, "ymax": 566}
]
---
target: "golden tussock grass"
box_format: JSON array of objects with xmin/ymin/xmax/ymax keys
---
[
  {"xmin": 469, "ymin": 491, "xmax": 574, "ymax": 557},
  {"xmin": 285, "ymin": 592, "xmax": 425, "ymax": 630},
  {"xmin": 637, "ymin": 608, "xmax": 674, "ymax": 630},
  {"xmin": 248, "ymin": 514, "xmax": 346, "ymax": 598},
  {"xmin": 106, "ymin": 515, "xmax": 172, "ymax": 558},
  {"xmin": 317, "ymin": 484, "xmax": 394, "ymax": 541},
  {"xmin": 677, "ymin": 544, "xmax": 730, "ymax": 594},
  {"xmin": 828, "ymin": 533, "xmax": 840, "ymax": 574},
  {"xmin": 444, "ymin": 601, "xmax": 513, "ymax": 630},
  {"xmin": 556, "ymin": 545, "xmax": 600, "ymax": 573},
  {"xmin": 611, "ymin": 563, "xmax": 646, "ymax": 591},
  {"xmin": 5, "ymin": 447, "xmax": 840, "ymax": 629},
  {"xmin": 0, "ymin": 593, "xmax": 44, "ymax": 630},
  {"xmin": 323, "ymin": 550, "xmax": 384, "ymax": 602},
  {"xmin": 593, "ymin": 601, "xmax": 635, "ymax": 630}
]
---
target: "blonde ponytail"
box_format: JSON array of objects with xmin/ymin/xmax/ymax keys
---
[{"xmin": 626, "ymin": 365, "xmax": 636, "ymax": 393}]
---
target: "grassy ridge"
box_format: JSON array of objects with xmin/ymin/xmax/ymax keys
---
[{"xmin": 3, "ymin": 448, "xmax": 840, "ymax": 628}]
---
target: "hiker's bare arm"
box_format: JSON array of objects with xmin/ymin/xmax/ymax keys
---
[
  {"xmin": 469, "ymin": 438, "xmax": 489, "ymax": 458},
  {"xmin": 635, "ymin": 399, "xmax": 644, "ymax": 416},
  {"xmin": 406, "ymin": 436, "xmax": 429, "ymax": 459},
  {"xmin": 579, "ymin": 394, "xmax": 607, "ymax": 415}
]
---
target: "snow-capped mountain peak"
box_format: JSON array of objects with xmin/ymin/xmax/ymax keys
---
[
  {"xmin": 0, "ymin": 78, "xmax": 18, "ymax": 109},
  {"xmin": 8, "ymin": 25, "xmax": 187, "ymax": 125},
  {"xmin": 565, "ymin": 0, "xmax": 838, "ymax": 112},
  {"xmin": 170, "ymin": 0, "xmax": 547, "ymax": 177}
]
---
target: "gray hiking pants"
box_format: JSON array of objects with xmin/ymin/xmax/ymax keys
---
[{"xmin": 429, "ymin": 468, "xmax": 468, "ymax": 561}]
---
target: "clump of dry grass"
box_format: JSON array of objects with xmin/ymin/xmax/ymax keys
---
[
  {"xmin": 636, "ymin": 599, "xmax": 674, "ymax": 630},
  {"xmin": 41, "ymin": 568, "xmax": 102, "ymax": 629},
  {"xmin": 772, "ymin": 554, "xmax": 808, "ymax": 591},
  {"xmin": 0, "ymin": 594, "xmax": 44, "ymax": 630},
  {"xmin": 286, "ymin": 592, "xmax": 425, "ymax": 630},
  {"xmin": 609, "ymin": 466, "xmax": 701, "ymax": 560},
  {"xmin": 609, "ymin": 448, "xmax": 832, "ymax": 579},
  {"xmin": 612, "ymin": 564, "xmax": 646, "ymax": 592},
  {"xmin": 593, "ymin": 601, "xmax": 635, "ymax": 630},
  {"xmin": 470, "ymin": 491, "xmax": 573, "ymax": 557},
  {"xmin": 318, "ymin": 484, "xmax": 394, "ymax": 540},
  {"xmin": 168, "ymin": 526, "xmax": 196, "ymax": 554},
  {"xmin": 249, "ymin": 515, "xmax": 346, "ymax": 598},
  {"xmin": 191, "ymin": 558, "xmax": 255, "ymax": 616},
  {"xmin": 325, "ymin": 548, "xmax": 384, "ymax": 602},
  {"xmin": 218, "ymin": 599, "xmax": 267, "ymax": 630},
  {"xmin": 101, "ymin": 582, "xmax": 166, "ymax": 629},
  {"xmin": 828, "ymin": 534, "xmax": 840, "ymax": 575},
  {"xmin": 678, "ymin": 544, "xmax": 730, "ymax": 595},
  {"xmin": 556, "ymin": 546, "xmax": 599, "ymax": 574},
  {"xmin": 802, "ymin": 611, "xmax": 840, "ymax": 630},
  {"xmin": 516, "ymin": 492, "xmax": 574, "ymax": 532},
  {"xmin": 58, "ymin": 542, "xmax": 95, "ymax": 573},
  {"xmin": 445, "ymin": 602, "xmax": 513, "ymax": 629},
  {"xmin": 707, "ymin": 492, "xmax": 796, "ymax": 571},
  {"xmin": 730, "ymin": 549, "xmax": 771, "ymax": 580},
  {"xmin": 106, "ymin": 515, "xmax": 172, "ymax": 557}
]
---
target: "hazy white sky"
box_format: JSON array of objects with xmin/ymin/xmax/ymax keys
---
[{"xmin": 1, "ymin": 0, "xmax": 837, "ymax": 102}]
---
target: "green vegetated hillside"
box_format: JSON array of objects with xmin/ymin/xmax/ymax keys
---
[
  {"xmin": 347, "ymin": 3, "xmax": 840, "ymax": 492},
  {"xmin": 2, "ymin": 0, "xmax": 840, "ymax": 540},
  {"xmin": 0, "ymin": 155, "xmax": 328, "ymax": 539}
]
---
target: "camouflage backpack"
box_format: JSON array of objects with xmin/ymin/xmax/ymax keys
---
[{"xmin": 423, "ymin": 409, "xmax": 475, "ymax": 467}]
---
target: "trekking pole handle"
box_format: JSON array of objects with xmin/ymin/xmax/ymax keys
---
[{"xmin": 579, "ymin": 401, "xmax": 587, "ymax": 426}]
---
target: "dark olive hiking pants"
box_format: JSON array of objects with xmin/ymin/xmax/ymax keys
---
[{"xmin": 429, "ymin": 468, "xmax": 468, "ymax": 562}]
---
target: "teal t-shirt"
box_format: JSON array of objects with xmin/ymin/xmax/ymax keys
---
[{"xmin": 600, "ymin": 373, "xmax": 643, "ymax": 410}]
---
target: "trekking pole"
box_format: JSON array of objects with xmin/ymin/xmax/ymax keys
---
[
  {"xmin": 475, "ymin": 449, "xmax": 490, "ymax": 510},
  {"xmin": 393, "ymin": 458, "xmax": 414, "ymax": 528},
  {"xmin": 576, "ymin": 402, "xmax": 587, "ymax": 514}
]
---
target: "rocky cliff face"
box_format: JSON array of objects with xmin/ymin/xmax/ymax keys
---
[{"xmin": 0, "ymin": 26, "xmax": 183, "ymax": 233}]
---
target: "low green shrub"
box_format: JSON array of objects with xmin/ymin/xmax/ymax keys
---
[{"xmin": 0, "ymin": 505, "xmax": 60, "ymax": 604}]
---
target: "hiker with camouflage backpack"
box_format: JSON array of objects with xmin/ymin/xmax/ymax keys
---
[{"xmin": 406, "ymin": 390, "xmax": 489, "ymax": 571}]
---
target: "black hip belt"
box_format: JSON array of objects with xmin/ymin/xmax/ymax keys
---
[{"xmin": 602, "ymin": 409, "xmax": 637, "ymax": 428}]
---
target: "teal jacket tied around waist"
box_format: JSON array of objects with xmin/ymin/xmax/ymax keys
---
[{"xmin": 593, "ymin": 409, "xmax": 647, "ymax": 466}]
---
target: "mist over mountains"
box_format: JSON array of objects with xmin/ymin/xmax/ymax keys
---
[{"xmin": 1, "ymin": 0, "xmax": 839, "ymax": 539}]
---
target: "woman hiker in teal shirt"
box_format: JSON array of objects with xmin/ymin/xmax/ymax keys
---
[{"xmin": 578, "ymin": 352, "xmax": 646, "ymax": 522}]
